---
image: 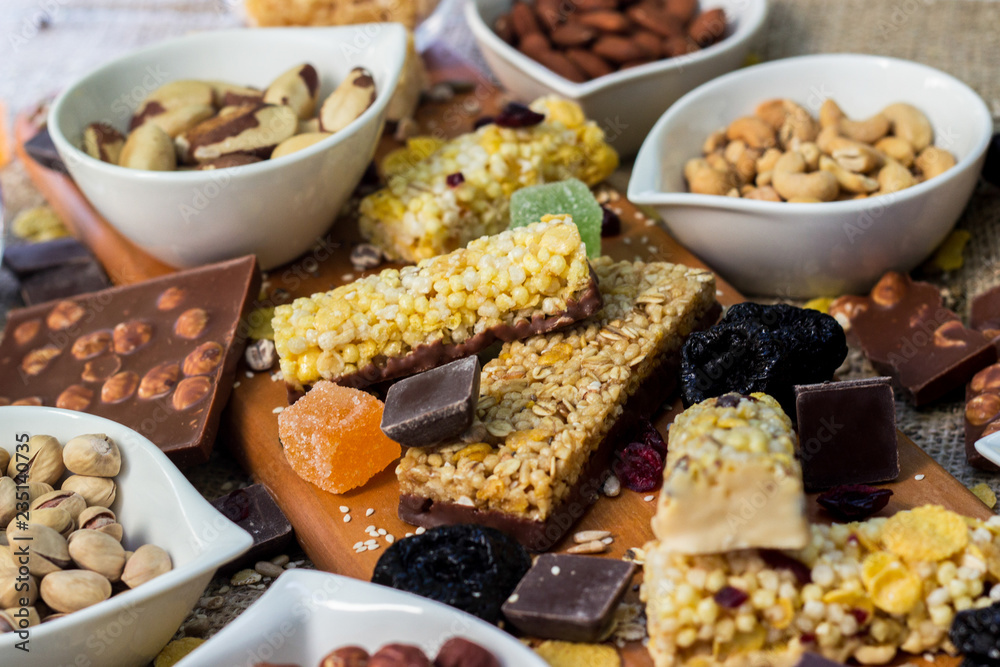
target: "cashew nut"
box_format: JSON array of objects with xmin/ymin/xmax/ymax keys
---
[
  {"xmin": 743, "ymin": 185, "xmax": 782, "ymax": 201},
  {"xmin": 798, "ymin": 142, "xmax": 821, "ymax": 171},
  {"xmin": 914, "ymin": 146, "xmax": 956, "ymax": 179},
  {"xmin": 685, "ymin": 158, "xmax": 737, "ymax": 195},
  {"xmin": 702, "ymin": 128, "xmax": 727, "ymax": 155},
  {"xmin": 778, "ymin": 101, "xmax": 819, "ymax": 147},
  {"xmin": 723, "ymin": 139, "xmax": 747, "ymax": 165},
  {"xmin": 817, "ymin": 99, "xmax": 889, "ymax": 143},
  {"xmin": 755, "ymin": 170, "xmax": 773, "ymax": 187},
  {"xmin": 787, "ymin": 197, "xmax": 824, "ymax": 203},
  {"xmin": 815, "ymin": 126, "xmax": 840, "ymax": 154},
  {"xmin": 724, "ymin": 140, "xmax": 760, "ymax": 184},
  {"xmin": 874, "ymin": 136, "xmax": 915, "ymax": 168},
  {"xmin": 754, "ymin": 99, "xmax": 787, "ymax": 129},
  {"xmin": 819, "ymin": 155, "xmax": 879, "ymax": 194},
  {"xmin": 771, "ymin": 151, "xmax": 839, "ymax": 202},
  {"xmin": 882, "ymin": 102, "xmax": 933, "ymax": 152},
  {"xmin": 819, "ymin": 99, "xmax": 844, "ymax": 129},
  {"xmin": 726, "ymin": 116, "xmax": 777, "ymax": 149},
  {"xmin": 705, "ymin": 151, "xmax": 729, "ymax": 173},
  {"xmin": 829, "ymin": 137, "xmax": 884, "ymax": 173},
  {"xmin": 756, "ymin": 148, "xmax": 782, "ymax": 174},
  {"xmin": 876, "ymin": 159, "xmax": 917, "ymax": 194}
]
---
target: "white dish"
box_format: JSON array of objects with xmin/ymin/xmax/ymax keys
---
[
  {"xmin": 975, "ymin": 431, "xmax": 1000, "ymax": 469},
  {"xmin": 466, "ymin": 0, "xmax": 768, "ymax": 156},
  {"xmin": 628, "ymin": 53, "xmax": 993, "ymax": 298},
  {"xmin": 0, "ymin": 406, "xmax": 252, "ymax": 667},
  {"xmin": 177, "ymin": 569, "xmax": 549, "ymax": 667},
  {"xmin": 48, "ymin": 25, "xmax": 406, "ymax": 270}
]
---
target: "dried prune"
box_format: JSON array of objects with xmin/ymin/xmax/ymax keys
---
[
  {"xmin": 494, "ymin": 102, "xmax": 545, "ymax": 129},
  {"xmin": 371, "ymin": 524, "xmax": 530, "ymax": 624},
  {"xmin": 599, "ymin": 206, "xmax": 621, "ymax": 237},
  {"xmin": 950, "ymin": 601, "xmax": 1000, "ymax": 662},
  {"xmin": 680, "ymin": 303, "xmax": 847, "ymax": 415},
  {"xmin": 816, "ymin": 484, "xmax": 893, "ymax": 521}
]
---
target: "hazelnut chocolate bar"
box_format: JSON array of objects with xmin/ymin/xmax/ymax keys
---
[
  {"xmin": 273, "ymin": 219, "xmax": 602, "ymax": 394},
  {"xmin": 644, "ymin": 506, "xmax": 1000, "ymax": 667},
  {"xmin": 652, "ymin": 393, "xmax": 809, "ymax": 553},
  {"xmin": 396, "ymin": 257, "xmax": 719, "ymax": 550},
  {"xmin": 965, "ymin": 363, "xmax": 1000, "ymax": 471}
]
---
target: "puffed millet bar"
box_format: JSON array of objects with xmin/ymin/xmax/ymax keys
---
[
  {"xmin": 359, "ymin": 96, "xmax": 619, "ymax": 262},
  {"xmin": 397, "ymin": 257, "xmax": 718, "ymax": 533},
  {"xmin": 643, "ymin": 507, "xmax": 1000, "ymax": 667},
  {"xmin": 652, "ymin": 393, "xmax": 810, "ymax": 553},
  {"xmin": 244, "ymin": 0, "xmax": 439, "ymax": 28},
  {"xmin": 273, "ymin": 218, "xmax": 599, "ymax": 392}
]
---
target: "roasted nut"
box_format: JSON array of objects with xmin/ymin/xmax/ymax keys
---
[
  {"xmin": 245, "ymin": 339, "xmax": 276, "ymax": 372},
  {"xmin": 183, "ymin": 342, "xmax": 224, "ymax": 376},
  {"xmin": 82, "ymin": 123, "xmax": 125, "ymax": 164},
  {"xmin": 101, "ymin": 371, "xmax": 139, "ymax": 404},
  {"xmin": 874, "ymin": 136, "xmax": 915, "ymax": 168},
  {"xmin": 772, "ymin": 151, "xmax": 838, "ymax": 202},
  {"xmin": 177, "ymin": 103, "xmax": 297, "ymax": 164},
  {"xmin": 933, "ymin": 320, "xmax": 970, "ymax": 348},
  {"xmin": 40, "ymin": 569, "xmax": 111, "ymax": 613},
  {"xmin": 688, "ymin": 7, "xmax": 726, "ymax": 47},
  {"xmin": 877, "ymin": 159, "xmax": 917, "ymax": 194},
  {"xmin": 25, "ymin": 507, "xmax": 74, "ymax": 538},
  {"xmin": 684, "ymin": 158, "xmax": 737, "ymax": 196},
  {"xmin": 174, "ymin": 308, "xmax": 209, "ymax": 339},
  {"xmin": 78, "ymin": 506, "xmax": 123, "ymax": 542},
  {"xmin": 21, "ymin": 345, "xmax": 61, "ymax": 376},
  {"xmin": 13, "ymin": 319, "xmax": 41, "ymax": 345},
  {"xmin": 271, "ymin": 132, "xmax": 332, "ymax": 159},
  {"xmin": 113, "ymin": 320, "xmax": 154, "ymax": 355},
  {"xmin": 3, "ymin": 606, "xmax": 39, "ymax": 628},
  {"xmin": 172, "ymin": 376, "xmax": 213, "ymax": 411},
  {"xmin": 71, "ymin": 330, "xmax": 113, "ymax": 360},
  {"xmin": 11, "ymin": 398, "xmax": 43, "ymax": 407},
  {"xmin": 195, "ymin": 154, "xmax": 264, "ymax": 170},
  {"xmin": 434, "ymin": 637, "xmax": 501, "ymax": 667},
  {"xmin": 726, "ymin": 116, "xmax": 776, "ymax": 149},
  {"xmin": 0, "ymin": 570, "xmax": 37, "ymax": 609},
  {"xmin": 9, "ymin": 435, "xmax": 64, "ymax": 486},
  {"xmin": 142, "ymin": 103, "xmax": 216, "ymax": 138},
  {"xmin": 320, "ymin": 646, "xmax": 371, "ymax": 667},
  {"xmin": 121, "ymin": 544, "xmax": 172, "ymax": 588},
  {"xmin": 47, "ymin": 300, "xmax": 85, "ymax": 331},
  {"xmin": 63, "ymin": 434, "xmax": 121, "ymax": 478},
  {"xmin": 138, "ymin": 362, "xmax": 181, "ymax": 400},
  {"xmin": 819, "ymin": 155, "xmax": 878, "ymax": 194},
  {"xmin": 207, "ymin": 80, "xmax": 264, "ymax": 107},
  {"xmin": 61, "ymin": 475, "xmax": 116, "ymax": 508},
  {"xmin": 320, "ymin": 67, "xmax": 377, "ymax": 133},
  {"xmin": 8, "ymin": 524, "xmax": 70, "ymax": 576},
  {"xmin": 157, "ymin": 287, "xmax": 186, "ymax": 311},
  {"xmin": 119, "ymin": 123, "xmax": 177, "ymax": 171},
  {"xmin": 31, "ymin": 490, "xmax": 87, "ymax": 522},
  {"xmin": 263, "ymin": 63, "xmax": 320, "ymax": 120},
  {"xmin": 972, "ymin": 366, "xmax": 1000, "ymax": 394},
  {"xmin": 882, "ymin": 102, "xmax": 933, "ymax": 152},
  {"xmin": 369, "ymin": 644, "xmax": 431, "ymax": 667},
  {"xmin": 871, "ymin": 272, "xmax": 907, "ymax": 307},
  {"xmin": 0, "ymin": 453, "xmax": 7, "ymax": 478},
  {"xmin": 82, "ymin": 355, "xmax": 123, "ymax": 383},
  {"xmin": 68, "ymin": 530, "xmax": 126, "ymax": 582},
  {"xmin": 967, "ymin": 394, "xmax": 1000, "ymax": 426},
  {"xmin": 25, "ymin": 482, "xmax": 54, "ymax": 506},
  {"xmin": 914, "ymin": 146, "xmax": 956, "ymax": 179},
  {"xmin": 56, "ymin": 385, "xmax": 94, "ymax": 412},
  {"xmin": 0, "ymin": 478, "xmax": 16, "ymax": 529},
  {"xmin": 350, "ymin": 243, "xmax": 384, "ymax": 272},
  {"xmin": 131, "ymin": 80, "xmax": 214, "ymax": 129},
  {"xmin": 743, "ymin": 185, "xmax": 782, "ymax": 201}
]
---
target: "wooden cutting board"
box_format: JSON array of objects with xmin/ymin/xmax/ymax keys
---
[{"xmin": 15, "ymin": 42, "xmax": 989, "ymax": 667}]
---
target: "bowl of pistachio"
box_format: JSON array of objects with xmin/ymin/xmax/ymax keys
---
[{"xmin": 0, "ymin": 406, "xmax": 253, "ymax": 667}]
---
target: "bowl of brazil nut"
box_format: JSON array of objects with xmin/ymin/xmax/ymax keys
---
[
  {"xmin": 628, "ymin": 54, "xmax": 993, "ymax": 298},
  {"xmin": 48, "ymin": 25, "xmax": 406, "ymax": 270},
  {"xmin": 466, "ymin": 0, "xmax": 768, "ymax": 156},
  {"xmin": 0, "ymin": 406, "xmax": 252, "ymax": 667}
]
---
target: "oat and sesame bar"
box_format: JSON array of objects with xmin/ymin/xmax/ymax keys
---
[
  {"xmin": 273, "ymin": 218, "xmax": 601, "ymax": 392},
  {"xmin": 643, "ymin": 506, "xmax": 1000, "ymax": 667},
  {"xmin": 359, "ymin": 97, "xmax": 619, "ymax": 262},
  {"xmin": 652, "ymin": 393, "xmax": 810, "ymax": 554},
  {"xmin": 396, "ymin": 257, "xmax": 718, "ymax": 548}
]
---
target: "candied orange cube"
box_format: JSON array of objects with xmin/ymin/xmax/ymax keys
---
[{"xmin": 278, "ymin": 381, "xmax": 401, "ymax": 494}]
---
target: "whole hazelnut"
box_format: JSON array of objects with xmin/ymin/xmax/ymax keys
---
[
  {"xmin": 434, "ymin": 638, "xmax": 500, "ymax": 667},
  {"xmin": 46, "ymin": 300, "xmax": 85, "ymax": 331},
  {"xmin": 368, "ymin": 644, "xmax": 431, "ymax": 667},
  {"xmin": 113, "ymin": 320, "xmax": 154, "ymax": 355},
  {"xmin": 320, "ymin": 646, "xmax": 370, "ymax": 667}
]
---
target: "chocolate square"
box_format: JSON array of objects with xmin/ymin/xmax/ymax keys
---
[
  {"xmin": 795, "ymin": 378, "xmax": 899, "ymax": 491},
  {"xmin": 501, "ymin": 554, "xmax": 636, "ymax": 642},
  {"xmin": 211, "ymin": 484, "xmax": 294, "ymax": 571},
  {"xmin": 381, "ymin": 356, "xmax": 481, "ymax": 447}
]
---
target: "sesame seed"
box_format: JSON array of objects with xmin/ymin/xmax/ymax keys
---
[
  {"xmin": 405, "ymin": 533, "xmax": 414, "ymax": 538},
  {"xmin": 915, "ymin": 474, "xmax": 925, "ymax": 481},
  {"xmin": 245, "ymin": 371, "xmax": 254, "ymax": 378},
  {"xmin": 368, "ymin": 543, "xmax": 380, "ymax": 551},
  {"xmin": 377, "ymin": 528, "xmax": 387, "ymax": 536},
  {"xmin": 233, "ymin": 381, "xmax": 241, "ymax": 388},
  {"xmin": 343, "ymin": 514, "xmax": 351, "ymax": 523},
  {"xmin": 340, "ymin": 506, "xmax": 350, "ymax": 513},
  {"xmin": 508, "ymin": 593, "xmax": 520, "ymax": 603},
  {"xmin": 602, "ymin": 536, "xmax": 614, "ymax": 545},
  {"xmin": 415, "ymin": 527, "xmax": 426, "ymax": 535},
  {"xmin": 644, "ymin": 495, "xmax": 655, "ymax": 502},
  {"xmin": 551, "ymin": 566, "xmax": 561, "ymax": 575},
  {"xmin": 353, "ymin": 542, "xmax": 364, "ymax": 549},
  {"xmin": 272, "ymin": 407, "xmax": 284, "ymax": 414},
  {"xmin": 342, "ymin": 273, "xmax": 355, "ymax": 282},
  {"xmin": 366, "ymin": 508, "xmax": 375, "ymax": 517},
  {"xmin": 366, "ymin": 525, "xmax": 376, "ymax": 532}
]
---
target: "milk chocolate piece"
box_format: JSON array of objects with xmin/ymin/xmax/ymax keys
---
[
  {"xmin": 211, "ymin": 483, "xmax": 294, "ymax": 570},
  {"xmin": 795, "ymin": 378, "xmax": 900, "ymax": 491},
  {"xmin": 381, "ymin": 356, "xmax": 481, "ymax": 447},
  {"xmin": 848, "ymin": 272, "xmax": 996, "ymax": 405},
  {"xmin": 23, "ymin": 126, "xmax": 68, "ymax": 174},
  {"xmin": 965, "ymin": 363, "xmax": 1000, "ymax": 470},
  {"xmin": 501, "ymin": 554, "xmax": 636, "ymax": 642},
  {"xmin": 0, "ymin": 256, "xmax": 260, "ymax": 466}
]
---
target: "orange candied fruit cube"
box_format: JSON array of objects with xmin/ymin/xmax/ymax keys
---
[{"xmin": 277, "ymin": 381, "xmax": 401, "ymax": 494}]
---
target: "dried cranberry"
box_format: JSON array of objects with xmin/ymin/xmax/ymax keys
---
[
  {"xmin": 759, "ymin": 550, "xmax": 812, "ymax": 585},
  {"xmin": 473, "ymin": 116, "xmax": 495, "ymax": 130},
  {"xmin": 850, "ymin": 608, "xmax": 869, "ymax": 625},
  {"xmin": 715, "ymin": 393, "xmax": 743, "ymax": 408},
  {"xmin": 600, "ymin": 205, "xmax": 621, "ymax": 237},
  {"xmin": 634, "ymin": 419, "xmax": 668, "ymax": 457},
  {"xmin": 713, "ymin": 586, "xmax": 749, "ymax": 608},
  {"xmin": 816, "ymin": 484, "xmax": 893, "ymax": 521},
  {"xmin": 800, "ymin": 632, "xmax": 817, "ymax": 644},
  {"xmin": 494, "ymin": 102, "xmax": 545, "ymax": 129},
  {"xmin": 446, "ymin": 172, "xmax": 465, "ymax": 187},
  {"xmin": 612, "ymin": 441, "xmax": 664, "ymax": 492}
]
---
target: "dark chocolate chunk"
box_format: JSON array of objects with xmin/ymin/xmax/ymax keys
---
[
  {"xmin": 210, "ymin": 484, "xmax": 294, "ymax": 570},
  {"xmin": 23, "ymin": 126, "xmax": 68, "ymax": 174},
  {"xmin": 381, "ymin": 356, "xmax": 481, "ymax": 447},
  {"xmin": 965, "ymin": 363, "xmax": 1000, "ymax": 471},
  {"xmin": 2, "ymin": 237, "xmax": 94, "ymax": 276},
  {"xmin": 795, "ymin": 377, "xmax": 899, "ymax": 491},
  {"xmin": 20, "ymin": 261, "xmax": 111, "ymax": 306},
  {"xmin": 501, "ymin": 554, "xmax": 636, "ymax": 642},
  {"xmin": 795, "ymin": 653, "xmax": 846, "ymax": 667},
  {"xmin": 971, "ymin": 285, "xmax": 1000, "ymax": 348}
]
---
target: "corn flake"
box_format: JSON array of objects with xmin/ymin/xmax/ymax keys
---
[
  {"xmin": 881, "ymin": 505, "xmax": 968, "ymax": 562},
  {"xmin": 154, "ymin": 638, "xmax": 205, "ymax": 667},
  {"xmin": 822, "ymin": 588, "xmax": 874, "ymax": 620},
  {"xmin": 971, "ymin": 483, "xmax": 998, "ymax": 509},
  {"xmin": 533, "ymin": 640, "xmax": 621, "ymax": 667}
]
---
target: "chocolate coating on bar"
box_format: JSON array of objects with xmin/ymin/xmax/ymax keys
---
[
  {"xmin": 381, "ymin": 356, "xmax": 481, "ymax": 447},
  {"xmin": 795, "ymin": 653, "xmax": 846, "ymax": 667},
  {"xmin": 502, "ymin": 554, "xmax": 637, "ymax": 642},
  {"xmin": 848, "ymin": 272, "xmax": 996, "ymax": 405},
  {"xmin": 0, "ymin": 256, "xmax": 260, "ymax": 467},
  {"xmin": 965, "ymin": 363, "xmax": 1000, "ymax": 471},
  {"xmin": 795, "ymin": 377, "xmax": 899, "ymax": 491},
  {"xmin": 211, "ymin": 483, "xmax": 294, "ymax": 571},
  {"xmin": 972, "ymin": 285, "xmax": 1000, "ymax": 349},
  {"xmin": 286, "ymin": 268, "xmax": 604, "ymax": 401}
]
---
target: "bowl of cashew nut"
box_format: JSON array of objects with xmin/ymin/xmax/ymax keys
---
[{"xmin": 628, "ymin": 53, "xmax": 993, "ymax": 298}]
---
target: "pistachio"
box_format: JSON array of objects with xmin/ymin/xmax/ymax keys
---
[
  {"xmin": 61, "ymin": 475, "xmax": 116, "ymax": 508},
  {"xmin": 30, "ymin": 490, "xmax": 87, "ymax": 522},
  {"xmin": 319, "ymin": 67, "xmax": 376, "ymax": 133},
  {"xmin": 42, "ymin": 613, "xmax": 66, "ymax": 623},
  {"xmin": 79, "ymin": 507, "xmax": 123, "ymax": 542},
  {"xmin": 0, "ymin": 609, "xmax": 15, "ymax": 633},
  {"xmin": 0, "ymin": 478, "xmax": 15, "ymax": 529},
  {"xmin": 82, "ymin": 123, "xmax": 126, "ymax": 164},
  {"xmin": 119, "ymin": 123, "xmax": 177, "ymax": 171},
  {"xmin": 8, "ymin": 435, "xmax": 64, "ymax": 486},
  {"xmin": 4, "ymin": 606, "xmax": 40, "ymax": 628},
  {"xmin": 25, "ymin": 507, "xmax": 74, "ymax": 538},
  {"xmin": 121, "ymin": 544, "xmax": 172, "ymax": 588},
  {"xmin": 68, "ymin": 530, "xmax": 126, "ymax": 582},
  {"xmin": 0, "ymin": 569, "xmax": 37, "ymax": 609},
  {"xmin": 25, "ymin": 482, "xmax": 54, "ymax": 506},
  {"xmin": 7, "ymin": 524, "xmax": 70, "ymax": 577},
  {"xmin": 62, "ymin": 434, "xmax": 121, "ymax": 478},
  {"xmin": 177, "ymin": 103, "xmax": 297, "ymax": 164},
  {"xmin": 0, "ymin": 452, "xmax": 8, "ymax": 477},
  {"xmin": 40, "ymin": 569, "xmax": 111, "ymax": 613},
  {"xmin": 263, "ymin": 63, "xmax": 319, "ymax": 120}
]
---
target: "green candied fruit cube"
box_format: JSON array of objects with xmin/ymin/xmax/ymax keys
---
[{"xmin": 509, "ymin": 178, "xmax": 601, "ymax": 258}]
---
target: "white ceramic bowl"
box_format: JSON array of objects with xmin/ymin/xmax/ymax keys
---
[
  {"xmin": 176, "ymin": 569, "xmax": 548, "ymax": 667},
  {"xmin": 0, "ymin": 406, "xmax": 252, "ymax": 667},
  {"xmin": 49, "ymin": 25, "xmax": 407, "ymax": 270},
  {"xmin": 466, "ymin": 0, "xmax": 768, "ymax": 156},
  {"xmin": 628, "ymin": 54, "xmax": 993, "ymax": 298}
]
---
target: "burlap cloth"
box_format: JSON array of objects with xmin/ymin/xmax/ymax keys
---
[{"xmin": 1, "ymin": 0, "xmax": 999, "ymax": 657}]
